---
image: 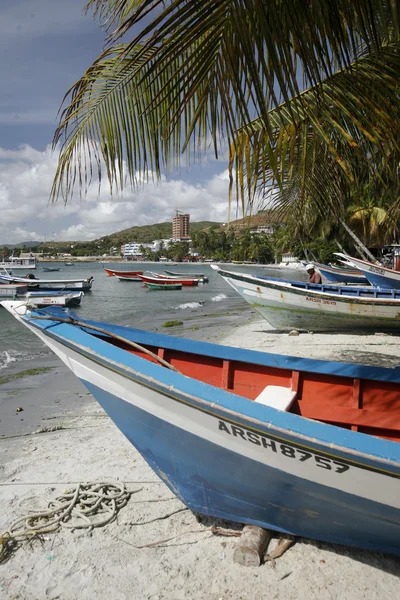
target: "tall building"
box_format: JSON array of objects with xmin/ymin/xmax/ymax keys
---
[{"xmin": 172, "ymin": 213, "xmax": 190, "ymax": 240}]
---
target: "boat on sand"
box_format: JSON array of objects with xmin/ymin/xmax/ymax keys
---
[
  {"xmin": 313, "ymin": 261, "xmax": 367, "ymax": 285},
  {"xmin": 212, "ymin": 265, "xmax": 400, "ymax": 332},
  {"xmin": 1, "ymin": 301, "xmax": 399, "ymax": 556},
  {"xmin": 336, "ymin": 253, "xmax": 400, "ymax": 289}
]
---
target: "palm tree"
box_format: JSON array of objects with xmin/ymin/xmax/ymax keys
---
[{"xmin": 52, "ymin": 0, "xmax": 400, "ymax": 227}]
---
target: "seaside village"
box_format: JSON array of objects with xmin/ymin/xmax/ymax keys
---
[{"xmin": 1, "ymin": 2, "xmax": 400, "ymax": 600}]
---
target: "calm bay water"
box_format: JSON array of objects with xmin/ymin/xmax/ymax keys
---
[{"xmin": 0, "ymin": 261, "xmax": 307, "ymax": 369}]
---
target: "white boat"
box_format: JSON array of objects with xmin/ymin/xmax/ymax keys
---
[
  {"xmin": 336, "ymin": 253, "xmax": 400, "ymax": 289},
  {"xmin": 25, "ymin": 291, "xmax": 84, "ymax": 307},
  {"xmin": 0, "ymin": 273, "xmax": 93, "ymax": 292},
  {"xmin": 0, "ymin": 254, "xmax": 36, "ymax": 270},
  {"xmin": 212, "ymin": 266, "xmax": 400, "ymax": 332}
]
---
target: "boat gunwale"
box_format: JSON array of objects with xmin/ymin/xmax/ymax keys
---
[
  {"xmin": 16, "ymin": 307, "xmax": 400, "ymax": 470},
  {"xmin": 218, "ymin": 268, "xmax": 400, "ymax": 305},
  {"xmin": 336, "ymin": 253, "xmax": 400, "ymax": 277}
]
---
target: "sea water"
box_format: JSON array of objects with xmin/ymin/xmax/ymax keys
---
[{"xmin": 0, "ymin": 261, "xmax": 306, "ymax": 366}]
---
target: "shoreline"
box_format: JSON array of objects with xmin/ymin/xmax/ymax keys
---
[{"xmin": 1, "ymin": 315, "xmax": 400, "ymax": 598}]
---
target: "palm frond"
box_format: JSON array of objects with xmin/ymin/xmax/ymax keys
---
[{"xmin": 53, "ymin": 0, "xmax": 400, "ymax": 213}]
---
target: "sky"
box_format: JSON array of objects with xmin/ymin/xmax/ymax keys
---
[{"xmin": 0, "ymin": 0, "xmax": 232, "ymax": 244}]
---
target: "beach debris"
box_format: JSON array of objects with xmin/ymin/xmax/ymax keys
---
[
  {"xmin": 0, "ymin": 481, "xmax": 132, "ymax": 563},
  {"xmin": 120, "ymin": 523, "xmax": 242, "ymax": 549},
  {"xmin": 288, "ymin": 330, "xmax": 300, "ymax": 337},
  {"xmin": 233, "ymin": 525, "xmax": 272, "ymax": 567},
  {"xmin": 15, "ymin": 407, "xmax": 23, "ymax": 413},
  {"xmin": 264, "ymin": 534, "xmax": 296, "ymax": 565}
]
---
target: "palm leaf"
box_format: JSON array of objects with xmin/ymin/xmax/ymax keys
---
[{"xmin": 52, "ymin": 0, "xmax": 400, "ymax": 211}]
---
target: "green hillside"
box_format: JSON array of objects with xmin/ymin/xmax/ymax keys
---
[
  {"xmin": 34, "ymin": 220, "xmax": 222, "ymax": 256},
  {"xmin": 100, "ymin": 220, "xmax": 221, "ymax": 245}
]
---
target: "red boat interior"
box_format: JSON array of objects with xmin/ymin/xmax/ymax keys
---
[
  {"xmin": 100, "ymin": 335, "xmax": 400, "ymax": 442},
  {"xmin": 104, "ymin": 269, "xmax": 143, "ymax": 276}
]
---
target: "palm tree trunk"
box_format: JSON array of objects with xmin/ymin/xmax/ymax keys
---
[{"xmin": 339, "ymin": 218, "xmax": 376, "ymax": 262}]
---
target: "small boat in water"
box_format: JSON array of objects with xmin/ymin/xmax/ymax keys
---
[
  {"xmin": 25, "ymin": 291, "xmax": 84, "ymax": 307},
  {"xmin": 0, "ymin": 283, "xmax": 28, "ymax": 298},
  {"xmin": 0, "ymin": 273, "xmax": 94, "ymax": 292},
  {"xmin": 43, "ymin": 267, "xmax": 60, "ymax": 272},
  {"xmin": 164, "ymin": 269, "xmax": 205, "ymax": 278},
  {"xmin": 212, "ymin": 266, "xmax": 400, "ymax": 332},
  {"xmin": 138, "ymin": 274, "xmax": 199, "ymax": 287},
  {"xmin": 313, "ymin": 262, "xmax": 368, "ymax": 285},
  {"xmin": 145, "ymin": 282, "xmax": 183, "ymax": 291},
  {"xmin": 2, "ymin": 301, "xmax": 400, "ymax": 556},
  {"xmin": 164, "ymin": 271, "xmax": 209, "ymax": 283},
  {"xmin": 336, "ymin": 253, "xmax": 400, "ymax": 289},
  {"xmin": 64, "ymin": 262, "xmax": 74, "ymax": 266},
  {"xmin": 115, "ymin": 274, "xmax": 143, "ymax": 282},
  {"xmin": 104, "ymin": 268, "xmax": 143, "ymax": 277}
]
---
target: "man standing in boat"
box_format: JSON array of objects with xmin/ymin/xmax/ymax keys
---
[{"xmin": 306, "ymin": 264, "xmax": 322, "ymax": 284}]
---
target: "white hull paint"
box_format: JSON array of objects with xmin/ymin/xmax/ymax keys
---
[
  {"xmin": 219, "ymin": 271, "xmax": 400, "ymax": 331},
  {"xmin": 336, "ymin": 253, "xmax": 400, "ymax": 287}
]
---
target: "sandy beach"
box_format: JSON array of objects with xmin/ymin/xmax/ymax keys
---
[{"xmin": 1, "ymin": 313, "xmax": 400, "ymax": 599}]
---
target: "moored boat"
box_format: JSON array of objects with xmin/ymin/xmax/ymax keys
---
[
  {"xmin": 115, "ymin": 274, "xmax": 143, "ymax": 282},
  {"xmin": 336, "ymin": 253, "xmax": 400, "ymax": 289},
  {"xmin": 0, "ymin": 255, "xmax": 36, "ymax": 270},
  {"xmin": 164, "ymin": 271, "xmax": 209, "ymax": 283},
  {"xmin": 43, "ymin": 267, "xmax": 60, "ymax": 272},
  {"xmin": 24, "ymin": 291, "xmax": 84, "ymax": 307},
  {"xmin": 0, "ymin": 273, "xmax": 94, "ymax": 292},
  {"xmin": 145, "ymin": 282, "xmax": 183, "ymax": 290},
  {"xmin": 0, "ymin": 283, "xmax": 28, "ymax": 298},
  {"xmin": 1, "ymin": 301, "xmax": 400, "ymax": 556},
  {"xmin": 313, "ymin": 262, "xmax": 368, "ymax": 285},
  {"xmin": 104, "ymin": 268, "xmax": 144, "ymax": 277},
  {"xmin": 64, "ymin": 262, "xmax": 74, "ymax": 266},
  {"xmin": 212, "ymin": 266, "xmax": 400, "ymax": 332},
  {"xmin": 164, "ymin": 270, "xmax": 205, "ymax": 277},
  {"xmin": 138, "ymin": 274, "xmax": 199, "ymax": 287}
]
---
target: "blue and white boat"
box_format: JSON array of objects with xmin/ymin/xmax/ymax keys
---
[
  {"xmin": 25, "ymin": 291, "xmax": 84, "ymax": 307},
  {"xmin": 212, "ymin": 266, "xmax": 400, "ymax": 332},
  {"xmin": 1, "ymin": 301, "xmax": 400, "ymax": 556},
  {"xmin": 336, "ymin": 253, "xmax": 400, "ymax": 289},
  {"xmin": 0, "ymin": 273, "xmax": 93, "ymax": 292},
  {"xmin": 313, "ymin": 261, "xmax": 368, "ymax": 285}
]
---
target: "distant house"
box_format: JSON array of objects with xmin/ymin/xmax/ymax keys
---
[{"xmin": 281, "ymin": 252, "xmax": 298, "ymax": 263}]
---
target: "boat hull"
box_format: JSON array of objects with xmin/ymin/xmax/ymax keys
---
[
  {"xmin": 315, "ymin": 264, "xmax": 367, "ymax": 285},
  {"xmin": 104, "ymin": 268, "xmax": 143, "ymax": 277},
  {"xmin": 145, "ymin": 282, "xmax": 183, "ymax": 290},
  {"xmin": 139, "ymin": 274, "xmax": 199, "ymax": 286},
  {"xmin": 1, "ymin": 308, "xmax": 398, "ymax": 556},
  {"xmin": 336, "ymin": 254, "xmax": 400, "ymax": 289},
  {"xmin": 164, "ymin": 270, "xmax": 205, "ymax": 277},
  {"xmin": 218, "ymin": 269, "xmax": 400, "ymax": 331}
]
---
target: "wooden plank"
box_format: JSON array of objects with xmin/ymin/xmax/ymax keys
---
[
  {"xmin": 291, "ymin": 370, "xmax": 300, "ymax": 394},
  {"xmin": 299, "ymin": 405, "xmax": 400, "ymax": 432},
  {"xmin": 222, "ymin": 360, "xmax": 233, "ymax": 390},
  {"xmin": 351, "ymin": 378, "xmax": 361, "ymax": 432}
]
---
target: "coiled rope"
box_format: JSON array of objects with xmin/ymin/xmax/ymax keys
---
[{"xmin": 0, "ymin": 481, "xmax": 131, "ymax": 562}]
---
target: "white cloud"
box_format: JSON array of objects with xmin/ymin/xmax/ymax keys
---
[{"xmin": 0, "ymin": 144, "xmax": 234, "ymax": 244}]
